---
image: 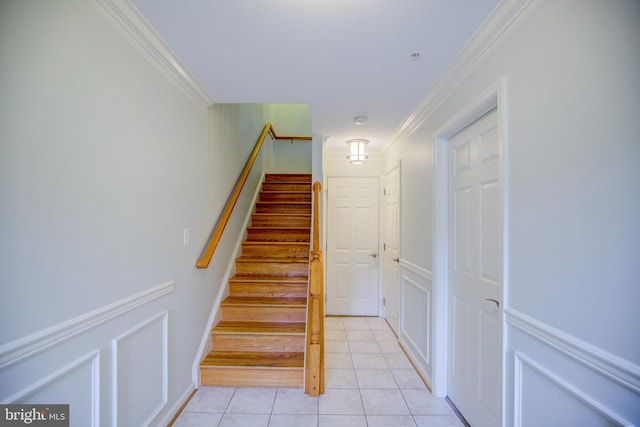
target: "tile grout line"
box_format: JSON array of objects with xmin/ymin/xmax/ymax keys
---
[{"xmin": 176, "ymin": 316, "xmax": 465, "ymax": 426}]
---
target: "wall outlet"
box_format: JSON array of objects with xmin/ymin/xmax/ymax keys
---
[{"xmin": 183, "ymin": 228, "xmax": 190, "ymax": 246}]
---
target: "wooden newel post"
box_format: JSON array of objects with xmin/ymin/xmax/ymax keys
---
[
  {"xmin": 305, "ymin": 182, "xmax": 325, "ymax": 396},
  {"xmin": 312, "ymin": 182, "xmax": 321, "ymax": 252}
]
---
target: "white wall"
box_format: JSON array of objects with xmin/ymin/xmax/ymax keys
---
[
  {"xmin": 0, "ymin": 1, "xmax": 269, "ymax": 425},
  {"xmin": 323, "ymin": 151, "xmax": 385, "ymax": 178},
  {"xmin": 268, "ymin": 104, "xmax": 312, "ymax": 136},
  {"xmin": 271, "ymin": 141, "xmax": 313, "ymax": 174},
  {"xmin": 385, "ymin": 0, "xmax": 640, "ymax": 424},
  {"xmin": 264, "ymin": 103, "xmax": 313, "ymax": 173}
]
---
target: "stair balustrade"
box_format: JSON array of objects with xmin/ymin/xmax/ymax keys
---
[{"xmin": 305, "ymin": 182, "xmax": 325, "ymax": 396}]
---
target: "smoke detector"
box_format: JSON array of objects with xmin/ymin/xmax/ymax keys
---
[{"xmin": 354, "ymin": 116, "xmax": 368, "ymax": 125}]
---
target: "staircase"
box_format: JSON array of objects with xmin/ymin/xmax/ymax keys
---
[{"xmin": 200, "ymin": 174, "xmax": 312, "ymax": 387}]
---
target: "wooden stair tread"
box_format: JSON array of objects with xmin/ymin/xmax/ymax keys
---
[
  {"xmin": 256, "ymin": 201, "xmax": 310, "ymax": 205},
  {"xmin": 265, "ymin": 174, "xmax": 311, "ymax": 182},
  {"xmin": 255, "ymin": 203, "xmax": 311, "ymax": 214},
  {"xmin": 230, "ymin": 275, "xmax": 308, "ymax": 283},
  {"xmin": 260, "ymin": 191, "xmax": 311, "ymax": 194},
  {"xmin": 252, "ymin": 213, "xmax": 311, "ymax": 217},
  {"xmin": 263, "ymin": 179, "xmax": 311, "ymax": 183},
  {"xmin": 241, "ymin": 241, "xmax": 310, "ymax": 256},
  {"xmin": 236, "ymin": 257, "xmax": 309, "ymax": 263},
  {"xmin": 246, "ymin": 236, "xmax": 310, "ymax": 243},
  {"xmin": 213, "ymin": 321, "xmax": 306, "ymax": 334},
  {"xmin": 202, "ymin": 351, "xmax": 304, "ymax": 368},
  {"xmin": 247, "ymin": 227, "xmax": 311, "ymax": 231},
  {"xmin": 222, "ymin": 296, "xmax": 307, "ymax": 306},
  {"xmin": 262, "ymin": 184, "xmax": 312, "ymax": 192},
  {"xmin": 251, "ymin": 214, "xmax": 311, "ymax": 225},
  {"xmin": 229, "ymin": 284, "xmax": 307, "ymax": 298},
  {"xmin": 242, "ymin": 241, "xmax": 309, "ymax": 246},
  {"xmin": 234, "ymin": 256, "xmax": 309, "ymax": 276}
]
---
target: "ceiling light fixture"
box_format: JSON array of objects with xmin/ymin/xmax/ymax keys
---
[
  {"xmin": 354, "ymin": 115, "xmax": 368, "ymax": 125},
  {"xmin": 346, "ymin": 139, "xmax": 369, "ymax": 165}
]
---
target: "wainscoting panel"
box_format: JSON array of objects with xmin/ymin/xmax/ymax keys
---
[
  {"xmin": 112, "ymin": 311, "xmax": 168, "ymax": 427},
  {"xmin": 398, "ymin": 260, "xmax": 433, "ymax": 387},
  {"xmin": 514, "ymin": 352, "xmax": 632, "ymax": 426},
  {"xmin": 0, "ymin": 282, "xmax": 175, "ymax": 427},
  {"xmin": 506, "ymin": 308, "xmax": 640, "ymax": 426},
  {"xmin": 0, "ymin": 282, "xmax": 174, "ymax": 370},
  {"xmin": 4, "ymin": 351, "xmax": 100, "ymax": 426}
]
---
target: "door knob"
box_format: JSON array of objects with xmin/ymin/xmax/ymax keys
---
[
  {"xmin": 485, "ymin": 298, "xmax": 500, "ymax": 308},
  {"xmin": 369, "ymin": 253, "xmax": 378, "ymax": 258},
  {"xmin": 392, "ymin": 257, "xmax": 399, "ymax": 263}
]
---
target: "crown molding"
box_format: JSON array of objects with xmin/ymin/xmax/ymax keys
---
[
  {"xmin": 92, "ymin": 0, "xmax": 214, "ymax": 109},
  {"xmin": 386, "ymin": 0, "xmax": 539, "ymax": 149}
]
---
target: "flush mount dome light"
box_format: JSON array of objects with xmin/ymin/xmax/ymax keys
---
[
  {"xmin": 354, "ymin": 115, "xmax": 368, "ymax": 125},
  {"xmin": 346, "ymin": 139, "xmax": 369, "ymax": 164}
]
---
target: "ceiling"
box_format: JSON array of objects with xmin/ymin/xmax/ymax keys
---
[{"xmin": 130, "ymin": 0, "xmax": 500, "ymax": 153}]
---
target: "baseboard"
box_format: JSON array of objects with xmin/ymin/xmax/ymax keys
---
[
  {"xmin": 158, "ymin": 382, "xmax": 197, "ymax": 427},
  {"xmin": 399, "ymin": 339, "xmax": 433, "ymax": 392}
]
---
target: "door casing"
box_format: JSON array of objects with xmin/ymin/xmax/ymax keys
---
[
  {"xmin": 432, "ymin": 77, "xmax": 508, "ymax": 425},
  {"xmin": 382, "ymin": 162, "xmax": 401, "ymax": 334}
]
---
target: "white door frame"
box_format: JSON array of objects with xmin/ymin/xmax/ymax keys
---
[
  {"xmin": 432, "ymin": 77, "xmax": 509, "ymax": 415},
  {"xmin": 382, "ymin": 160, "xmax": 401, "ymax": 331}
]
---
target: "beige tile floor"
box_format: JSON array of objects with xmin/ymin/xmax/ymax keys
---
[{"xmin": 173, "ymin": 317, "xmax": 464, "ymax": 427}]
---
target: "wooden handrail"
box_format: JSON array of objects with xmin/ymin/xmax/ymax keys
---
[
  {"xmin": 195, "ymin": 123, "xmax": 311, "ymax": 269},
  {"xmin": 270, "ymin": 126, "xmax": 313, "ymax": 141},
  {"xmin": 305, "ymin": 182, "xmax": 324, "ymax": 396}
]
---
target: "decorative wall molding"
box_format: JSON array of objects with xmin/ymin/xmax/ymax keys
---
[
  {"xmin": 505, "ymin": 307, "xmax": 640, "ymax": 395},
  {"xmin": 2, "ymin": 350, "xmax": 101, "ymax": 425},
  {"xmin": 112, "ymin": 311, "xmax": 169, "ymax": 427},
  {"xmin": 386, "ymin": 0, "xmax": 538, "ymax": 148},
  {"xmin": 513, "ymin": 351, "xmax": 633, "ymax": 427},
  {"xmin": 398, "ymin": 259, "xmax": 433, "ymax": 380},
  {"xmin": 399, "ymin": 259, "xmax": 432, "ymax": 280},
  {"xmin": 0, "ymin": 281, "xmax": 175, "ymax": 370},
  {"xmin": 400, "ymin": 274, "xmax": 431, "ymax": 366},
  {"xmin": 92, "ymin": 0, "xmax": 214, "ymax": 109}
]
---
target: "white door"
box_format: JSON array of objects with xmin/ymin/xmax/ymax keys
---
[
  {"xmin": 383, "ymin": 166, "xmax": 400, "ymax": 334},
  {"xmin": 448, "ymin": 109, "xmax": 502, "ymax": 427},
  {"xmin": 326, "ymin": 177, "xmax": 379, "ymax": 315}
]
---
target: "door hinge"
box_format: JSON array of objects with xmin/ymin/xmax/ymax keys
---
[
  {"xmin": 383, "ymin": 243, "xmax": 386, "ymax": 251},
  {"xmin": 384, "ymin": 188, "xmax": 386, "ymax": 195},
  {"xmin": 383, "ymin": 297, "xmax": 386, "ymax": 306}
]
